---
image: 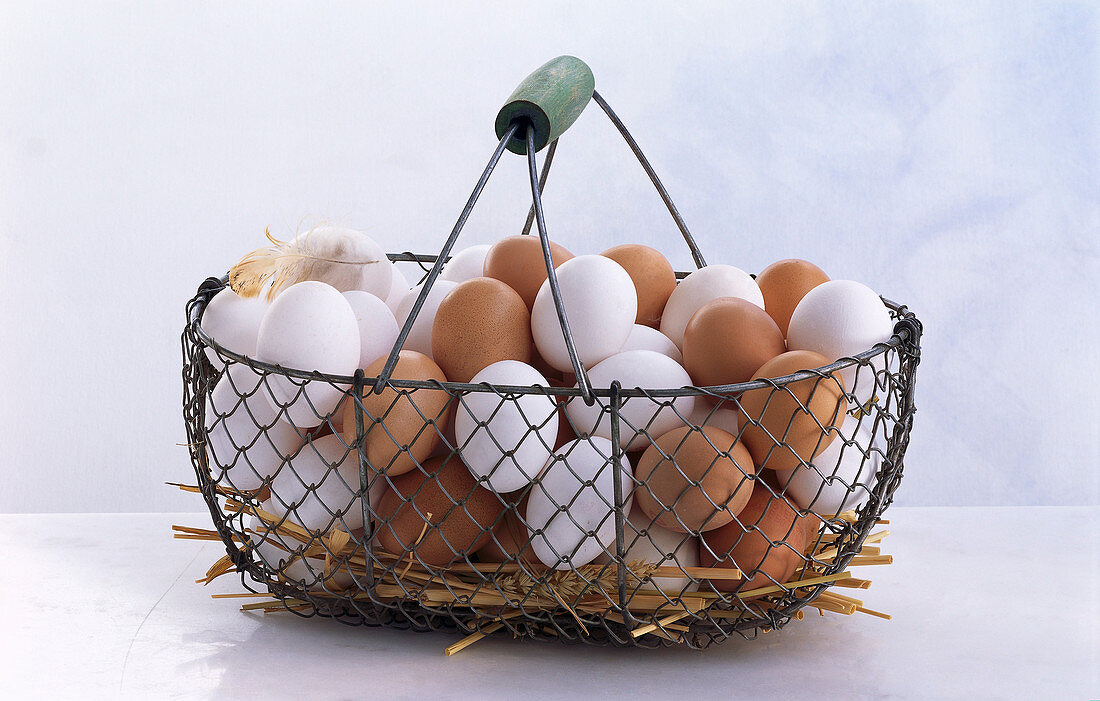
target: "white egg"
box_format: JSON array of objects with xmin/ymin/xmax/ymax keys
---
[
  {"xmin": 206, "ymin": 364, "xmax": 305, "ymax": 493},
  {"xmin": 384, "ymin": 263, "xmax": 410, "ymax": 314},
  {"xmin": 686, "ymin": 403, "xmax": 741, "ymax": 438},
  {"xmin": 246, "ymin": 515, "xmax": 355, "ymax": 590},
  {"xmin": 659, "ymin": 265, "xmax": 764, "ymax": 350},
  {"xmin": 267, "ymin": 434, "xmax": 366, "ymax": 534},
  {"xmin": 774, "ymin": 413, "xmax": 883, "ymax": 518},
  {"xmin": 256, "ymin": 281, "xmax": 361, "ymax": 428},
  {"xmin": 787, "ymin": 280, "xmax": 894, "ymax": 406},
  {"xmin": 455, "ymin": 360, "xmax": 558, "ymax": 493},
  {"xmin": 441, "ymin": 244, "xmax": 491, "ymax": 283},
  {"xmin": 622, "ymin": 504, "xmax": 700, "ymax": 593},
  {"xmin": 394, "ymin": 280, "xmax": 458, "ymax": 361},
  {"xmin": 565, "ymin": 350, "xmax": 697, "ymax": 451},
  {"xmin": 342, "ymin": 290, "xmax": 400, "ymax": 370},
  {"xmin": 620, "ymin": 324, "xmax": 683, "ymax": 364},
  {"xmin": 200, "ymin": 288, "xmax": 268, "ymax": 366},
  {"xmin": 531, "ymin": 255, "xmax": 637, "ymax": 373},
  {"xmin": 527, "ymin": 437, "xmax": 634, "ymax": 570}
]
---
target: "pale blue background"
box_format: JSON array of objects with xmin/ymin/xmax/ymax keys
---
[{"xmin": 1, "ymin": 1, "xmax": 1096, "ymax": 511}]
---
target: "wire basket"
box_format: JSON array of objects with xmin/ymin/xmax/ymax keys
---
[{"xmin": 180, "ymin": 56, "xmax": 923, "ymax": 650}]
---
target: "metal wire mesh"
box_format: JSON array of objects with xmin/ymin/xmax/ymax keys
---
[
  {"xmin": 179, "ymin": 90, "xmax": 923, "ymax": 648},
  {"xmin": 182, "ymin": 257, "xmax": 921, "ymax": 649}
]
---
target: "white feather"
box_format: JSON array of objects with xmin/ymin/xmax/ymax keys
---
[{"xmin": 230, "ymin": 226, "xmax": 392, "ymax": 300}]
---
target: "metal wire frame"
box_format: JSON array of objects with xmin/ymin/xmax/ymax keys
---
[
  {"xmin": 179, "ymin": 90, "xmax": 923, "ymax": 648},
  {"xmin": 189, "ymin": 266, "xmax": 919, "ymax": 402}
]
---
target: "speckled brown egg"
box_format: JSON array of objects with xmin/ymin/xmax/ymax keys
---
[
  {"xmin": 738, "ymin": 350, "xmax": 845, "ymax": 473},
  {"xmin": 682, "ymin": 297, "xmax": 786, "ymax": 387},
  {"xmin": 431, "ymin": 277, "xmax": 531, "ymax": 383},
  {"xmin": 755, "ymin": 259, "xmax": 830, "ymax": 337},
  {"xmin": 375, "ymin": 456, "xmax": 505, "ymax": 566},
  {"xmin": 699, "ymin": 486, "xmax": 809, "ymax": 594},
  {"xmin": 634, "ymin": 425, "xmax": 756, "ymax": 533},
  {"xmin": 601, "ymin": 244, "xmax": 677, "ymax": 328},
  {"xmin": 482, "ymin": 235, "xmax": 573, "ymax": 309},
  {"xmin": 340, "ymin": 350, "xmax": 452, "ymax": 476}
]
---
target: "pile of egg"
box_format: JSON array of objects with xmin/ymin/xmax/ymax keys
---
[{"xmin": 202, "ymin": 226, "xmax": 896, "ymax": 592}]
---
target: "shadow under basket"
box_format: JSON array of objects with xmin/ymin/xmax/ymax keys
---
[{"xmin": 176, "ymin": 56, "xmax": 923, "ymax": 652}]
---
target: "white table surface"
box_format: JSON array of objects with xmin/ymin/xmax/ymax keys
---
[{"xmin": 1, "ymin": 506, "xmax": 1096, "ymax": 699}]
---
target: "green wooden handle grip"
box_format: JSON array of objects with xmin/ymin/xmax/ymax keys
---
[{"xmin": 495, "ymin": 56, "xmax": 595, "ymax": 155}]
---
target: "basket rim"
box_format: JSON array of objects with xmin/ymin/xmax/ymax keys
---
[{"xmin": 187, "ymin": 265, "xmax": 918, "ymax": 399}]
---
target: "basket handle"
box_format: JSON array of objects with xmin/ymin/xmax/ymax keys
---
[
  {"xmin": 374, "ymin": 59, "xmax": 599, "ymax": 397},
  {"xmin": 374, "ymin": 57, "xmax": 703, "ymax": 398},
  {"xmin": 495, "ymin": 55, "xmax": 595, "ymax": 155},
  {"xmin": 371, "ymin": 118, "xmax": 597, "ymax": 402},
  {"xmin": 372, "ymin": 122, "xmax": 519, "ymax": 394},
  {"xmin": 502, "ymin": 57, "xmax": 705, "ymax": 268},
  {"xmin": 523, "ymin": 125, "xmax": 595, "ymax": 403}
]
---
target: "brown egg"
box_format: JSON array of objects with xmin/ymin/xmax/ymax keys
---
[
  {"xmin": 474, "ymin": 503, "xmax": 532, "ymax": 563},
  {"xmin": 738, "ymin": 350, "xmax": 845, "ymax": 472},
  {"xmin": 634, "ymin": 426, "xmax": 756, "ymax": 533},
  {"xmin": 798, "ymin": 511, "xmax": 823, "ymax": 548},
  {"xmin": 699, "ymin": 487, "xmax": 808, "ymax": 594},
  {"xmin": 482, "ymin": 235, "xmax": 574, "ymax": 309},
  {"xmin": 760, "ymin": 469, "xmax": 822, "ymax": 545},
  {"xmin": 756, "ymin": 259, "xmax": 830, "ymax": 337},
  {"xmin": 682, "ymin": 297, "xmax": 786, "ymax": 387},
  {"xmin": 431, "ymin": 277, "xmax": 532, "ymax": 383},
  {"xmin": 340, "ymin": 350, "xmax": 453, "ymax": 476},
  {"xmin": 601, "ymin": 244, "xmax": 677, "ymax": 328},
  {"xmin": 375, "ymin": 456, "xmax": 505, "ymax": 566}
]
